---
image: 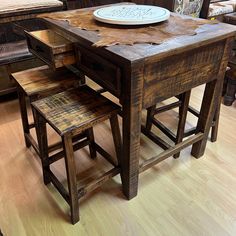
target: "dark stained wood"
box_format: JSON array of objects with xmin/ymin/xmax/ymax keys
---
[
  {"xmin": 192, "ymin": 37, "xmax": 234, "ymax": 158},
  {"xmin": 32, "ymin": 85, "xmax": 122, "ymax": 224},
  {"xmin": 32, "ymin": 86, "xmax": 121, "ymax": 135},
  {"xmin": 200, "ymin": 0, "xmax": 211, "ymax": 19},
  {"xmin": 76, "ymin": 45, "xmax": 121, "ymax": 96},
  {"xmin": 12, "ymin": 65, "xmax": 81, "ymax": 149},
  {"xmin": 141, "ymin": 125, "xmax": 171, "ymax": 150},
  {"xmin": 151, "ymin": 117, "xmax": 176, "ymax": 142},
  {"xmin": 139, "ymin": 132, "xmax": 204, "ymax": 173},
  {"xmin": 143, "ymin": 40, "xmax": 224, "ymax": 108},
  {"xmin": 0, "ymin": 40, "xmax": 33, "ymax": 65},
  {"xmin": 110, "ymin": 115, "xmax": 122, "ymax": 166},
  {"xmin": 224, "ymin": 75, "xmax": 236, "ymax": 105},
  {"xmin": 86, "ymin": 128, "xmax": 97, "ymax": 159},
  {"xmin": 12, "ymin": 66, "xmax": 80, "ymax": 96},
  {"xmin": 77, "ymin": 167, "xmax": 120, "ymax": 199},
  {"xmin": 211, "ymin": 105, "xmax": 220, "ymax": 142},
  {"xmin": 34, "ymin": 111, "xmax": 51, "ymax": 185},
  {"xmin": 17, "ymin": 87, "xmax": 31, "ymax": 148},
  {"xmin": 173, "ymin": 91, "xmax": 191, "ymax": 158},
  {"xmin": 121, "ymin": 61, "xmax": 144, "ymax": 199},
  {"xmin": 223, "ymin": 13, "xmax": 236, "ymax": 106},
  {"xmin": 62, "ymin": 133, "xmax": 80, "ymax": 224},
  {"xmin": 37, "ymin": 5, "xmax": 236, "ymax": 200}
]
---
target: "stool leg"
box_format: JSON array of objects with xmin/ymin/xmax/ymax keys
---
[
  {"xmin": 62, "ymin": 134, "xmax": 80, "ymax": 224},
  {"xmin": 211, "ymin": 101, "xmax": 221, "ymax": 142},
  {"xmin": 17, "ymin": 88, "xmax": 31, "ymax": 148},
  {"xmin": 109, "ymin": 115, "xmax": 122, "ymax": 167},
  {"xmin": 86, "ymin": 128, "xmax": 97, "ymax": 159},
  {"xmin": 146, "ymin": 105, "xmax": 156, "ymax": 131},
  {"xmin": 224, "ymin": 78, "xmax": 236, "ymax": 106},
  {"xmin": 33, "ymin": 108, "xmax": 51, "ymax": 185},
  {"xmin": 174, "ymin": 90, "xmax": 191, "ymax": 159}
]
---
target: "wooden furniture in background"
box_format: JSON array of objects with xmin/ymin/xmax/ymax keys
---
[
  {"xmin": 31, "ymin": 5, "xmax": 236, "ymax": 200},
  {"xmin": 0, "ymin": 0, "xmax": 66, "ymax": 96},
  {"xmin": 11, "ymin": 66, "xmax": 82, "ymax": 153},
  {"xmin": 32, "ymin": 86, "xmax": 122, "ymax": 224},
  {"xmin": 224, "ymin": 12, "xmax": 236, "ymax": 105},
  {"xmin": 145, "ymin": 91, "xmax": 192, "ymax": 159}
]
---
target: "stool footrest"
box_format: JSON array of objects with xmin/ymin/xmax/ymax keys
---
[
  {"xmin": 48, "ymin": 138, "xmax": 91, "ymax": 165},
  {"xmin": 188, "ymin": 106, "xmax": 200, "ymax": 117},
  {"xmin": 141, "ymin": 125, "xmax": 171, "ymax": 150},
  {"xmin": 77, "ymin": 167, "xmax": 120, "ymax": 199},
  {"xmin": 152, "ymin": 117, "xmax": 176, "ymax": 142},
  {"xmin": 95, "ymin": 143, "xmax": 118, "ymax": 167},
  {"xmin": 154, "ymin": 101, "xmax": 181, "ymax": 115}
]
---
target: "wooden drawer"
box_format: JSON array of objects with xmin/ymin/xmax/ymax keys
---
[
  {"xmin": 25, "ymin": 29, "xmax": 75, "ymax": 70},
  {"xmin": 76, "ymin": 45, "xmax": 121, "ymax": 96}
]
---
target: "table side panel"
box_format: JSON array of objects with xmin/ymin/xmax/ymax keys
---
[{"xmin": 143, "ymin": 40, "xmax": 226, "ymax": 108}]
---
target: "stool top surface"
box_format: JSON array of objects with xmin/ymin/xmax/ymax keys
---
[
  {"xmin": 32, "ymin": 86, "xmax": 120, "ymax": 135},
  {"xmin": 12, "ymin": 66, "xmax": 80, "ymax": 96}
]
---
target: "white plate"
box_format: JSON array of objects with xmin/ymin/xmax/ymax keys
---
[{"xmin": 93, "ymin": 5, "xmax": 170, "ymax": 25}]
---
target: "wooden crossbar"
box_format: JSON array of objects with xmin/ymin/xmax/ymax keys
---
[
  {"xmin": 77, "ymin": 167, "xmax": 120, "ymax": 199},
  {"xmin": 139, "ymin": 133, "xmax": 204, "ymax": 173},
  {"xmin": 141, "ymin": 125, "xmax": 171, "ymax": 150}
]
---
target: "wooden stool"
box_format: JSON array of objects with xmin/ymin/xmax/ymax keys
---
[
  {"xmin": 145, "ymin": 89, "xmax": 220, "ymax": 152},
  {"xmin": 11, "ymin": 65, "xmax": 82, "ymax": 154},
  {"xmin": 144, "ymin": 91, "xmax": 191, "ymax": 158},
  {"xmin": 31, "ymin": 86, "xmax": 122, "ymax": 224}
]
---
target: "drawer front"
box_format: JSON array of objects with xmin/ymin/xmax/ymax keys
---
[
  {"xmin": 76, "ymin": 45, "xmax": 121, "ymax": 96},
  {"xmin": 25, "ymin": 30, "xmax": 75, "ymax": 70}
]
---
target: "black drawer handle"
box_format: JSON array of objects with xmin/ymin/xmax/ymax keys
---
[{"xmin": 35, "ymin": 45, "xmax": 44, "ymax": 53}]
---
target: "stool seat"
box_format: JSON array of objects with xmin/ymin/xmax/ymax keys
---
[
  {"xmin": 12, "ymin": 66, "xmax": 79, "ymax": 97},
  {"xmin": 32, "ymin": 86, "xmax": 120, "ymax": 135}
]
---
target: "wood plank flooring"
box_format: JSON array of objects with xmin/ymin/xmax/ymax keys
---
[{"xmin": 0, "ymin": 84, "xmax": 236, "ymax": 236}]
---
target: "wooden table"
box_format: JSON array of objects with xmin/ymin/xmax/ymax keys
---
[{"xmin": 37, "ymin": 6, "xmax": 236, "ymax": 200}]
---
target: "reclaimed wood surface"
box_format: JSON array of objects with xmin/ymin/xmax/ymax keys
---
[
  {"xmin": 38, "ymin": 4, "xmax": 236, "ymax": 200},
  {"xmin": 32, "ymin": 86, "xmax": 121, "ymax": 135},
  {"xmin": 12, "ymin": 66, "xmax": 80, "ymax": 96}
]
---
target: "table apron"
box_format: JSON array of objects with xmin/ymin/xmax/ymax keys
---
[{"xmin": 142, "ymin": 40, "xmax": 226, "ymax": 108}]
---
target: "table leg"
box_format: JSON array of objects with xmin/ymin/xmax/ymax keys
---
[
  {"xmin": 191, "ymin": 38, "xmax": 232, "ymax": 158},
  {"xmin": 121, "ymin": 64, "xmax": 144, "ymax": 200},
  {"xmin": 191, "ymin": 80, "xmax": 221, "ymax": 158}
]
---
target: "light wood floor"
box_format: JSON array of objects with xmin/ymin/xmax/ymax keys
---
[{"xmin": 0, "ymin": 85, "xmax": 236, "ymax": 236}]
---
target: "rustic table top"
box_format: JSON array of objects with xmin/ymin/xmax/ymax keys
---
[{"xmin": 41, "ymin": 6, "xmax": 236, "ymax": 63}]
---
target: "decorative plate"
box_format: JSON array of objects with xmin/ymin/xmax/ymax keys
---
[{"xmin": 93, "ymin": 5, "xmax": 170, "ymax": 25}]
